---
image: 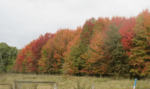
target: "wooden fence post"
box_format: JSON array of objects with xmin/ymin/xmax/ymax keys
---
[
  {"xmin": 18, "ymin": 83, "xmax": 21, "ymax": 89},
  {"xmin": 14, "ymin": 80, "xmax": 17, "ymax": 89},
  {"xmin": 92, "ymin": 84, "xmax": 94, "ymax": 89},
  {"xmin": 54, "ymin": 83, "xmax": 57, "ymax": 89}
]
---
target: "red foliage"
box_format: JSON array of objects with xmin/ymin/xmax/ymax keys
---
[
  {"xmin": 39, "ymin": 29, "xmax": 77, "ymax": 73},
  {"xmin": 14, "ymin": 33, "xmax": 54, "ymax": 73},
  {"xmin": 13, "ymin": 41, "xmax": 34, "ymax": 72},
  {"xmin": 119, "ymin": 17, "xmax": 136, "ymax": 54},
  {"xmin": 30, "ymin": 33, "xmax": 54, "ymax": 73}
]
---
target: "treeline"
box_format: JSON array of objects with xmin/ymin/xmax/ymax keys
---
[{"xmin": 13, "ymin": 9, "xmax": 150, "ymax": 78}]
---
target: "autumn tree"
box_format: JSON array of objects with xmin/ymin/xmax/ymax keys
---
[
  {"xmin": 30, "ymin": 33, "xmax": 54, "ymax": 73},
  {"xmin": 13, "ymin": 41, "xmax": 34, "ymax": 73},
  {"xmin": 93, "ymin": 17, "xmax": 110, "ymax": 32},
  {"xmin": 81, "ymin": 18, "xmax": 110, "ymax": 75},
  {"xmin": 39, "ymin": 29, "xmax": 77, "ymax": 74},
  {"xmin": 129, "ymin": 10, "xmax": 150, "ymax": 78},
  {"xmin": 66, "ymin": 19, "xmax": 95, "ymax": 75},
  {"xmin": 80, "ymin": 18, "xmax": 95, "ymax": 44},
  {"xmin": 111, "ymin": 16, "xmax": 126, "ymax": 26},
  {"xmin": 63, "ymin": 27, "xmax": 83, "ymax": 75},
  {"xmin": 13, "ymin": 33, "xmax": 54, "ymax": 73},
  {"xmin": 104, "ymin": 21, "xmax": 130, "ymax": 76},
  {"xmin": 38, "ymin": 39, "xmax": 55, "ymax": 73},
  {"xmin": 119, "ymin": 17, "xmax": 136, "ymax": 56},
  {"xmin": 82, "ymin": 31, "xmax": 107, "ymax": 75}
]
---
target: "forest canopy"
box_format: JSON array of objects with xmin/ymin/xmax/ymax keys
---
[{"xmin": 2, "ymin": 9, "xmax": 150, "ymax": 79}]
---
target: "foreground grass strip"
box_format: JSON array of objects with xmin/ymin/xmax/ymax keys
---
[{"xmin": 0, "ymin": 73, "xmax": 150, "ymax": 89}]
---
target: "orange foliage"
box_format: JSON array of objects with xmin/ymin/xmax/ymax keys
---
[
  {"xmin": 39, "ymin": 28, "xmax": 78, "ymax": 73},
  {"xmin": 14, "ymin": 41, "xmax": 34, "ymax": 72},
  {"xmin": 83, "ymin": 31, "xmax": 107, "ymax": 74},
  {"xmin": 63, "ymin": 27, "xmax": 82, "ymax": 74}
]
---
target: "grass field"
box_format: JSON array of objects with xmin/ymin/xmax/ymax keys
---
[{"xmin": 0, "ymin": 73, "xmax": 150, "ymax": 89}]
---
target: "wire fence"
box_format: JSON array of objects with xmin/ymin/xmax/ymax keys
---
[{"xmin": 0, "ymin": 80, "xmax": 96, "ymax": 89}]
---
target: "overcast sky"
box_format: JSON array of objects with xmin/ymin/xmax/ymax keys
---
[{"xmin": 0, "ymin": 0, "xmax": 150, "ymax": 49}]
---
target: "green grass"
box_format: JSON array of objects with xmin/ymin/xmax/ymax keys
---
[{"xmin": 0, "ymin": 73, "xmax": 150, "ymax": 89}]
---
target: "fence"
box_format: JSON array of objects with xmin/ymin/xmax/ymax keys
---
[
  {"xmin": 14, "ymin": 80, "xmax": 57, "ymax": 89},
  {"xmin": 0, "ymin": 81, "xmax": 95, "ymax": 89},
  {"xmin": 0, "ymin": 77, "xmax": 138, "ymax": 89},
  {"xmin": 0, "ymin": 84, "xmax": 13, "ymax": 89}
]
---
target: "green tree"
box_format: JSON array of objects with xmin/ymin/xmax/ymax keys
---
[
  {"xmin": 0, "ymin": 42, "xmax": 18, "ymax": 72},
  {"xmin": 104, "ymin": 24, "xmax": 129, "ymax": 76},
  {"xmin": 69, "ymin": 19, "xmax": 95, "ymax": 75}
]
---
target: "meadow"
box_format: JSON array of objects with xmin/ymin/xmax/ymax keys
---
[{"xmin": 0, "ymin": 73, "xmax": 150, "ymax": 89}]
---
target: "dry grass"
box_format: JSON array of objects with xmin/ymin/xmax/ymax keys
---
[{"xmin": 0, "ymin": 73, "xmax": 150, "ymax": 89}]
